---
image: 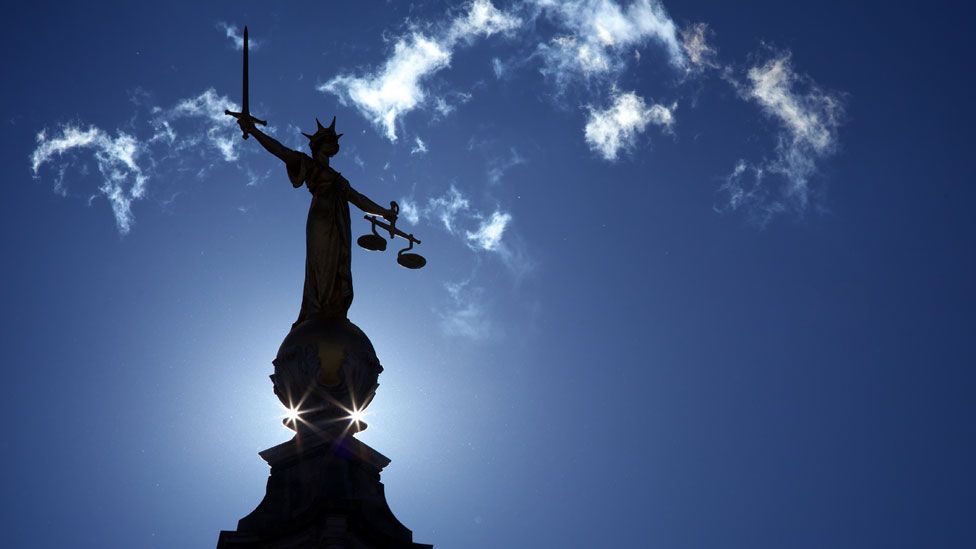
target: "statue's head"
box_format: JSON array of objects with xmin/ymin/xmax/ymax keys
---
[{"xmin": 303, "ymin": 116, "xmax": 342, "ymax": 161}]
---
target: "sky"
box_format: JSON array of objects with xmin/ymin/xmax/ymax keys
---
[{"xmin": 2, "ymin": 1, "xmax": 974, "ymax": 547}]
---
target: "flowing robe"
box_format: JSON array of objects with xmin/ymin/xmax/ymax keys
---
[{"xmin": 286, "ymin": 153, "xmax": 354, "ymax": 325}]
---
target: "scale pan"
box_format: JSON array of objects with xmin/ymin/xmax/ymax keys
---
[
  {"xmin": 357, "ymin": 234, "xmax": 387, "ymax": 251},
  {"xmin": 397, "ymin": 252, "xmax": 427, "ymax": 269}
]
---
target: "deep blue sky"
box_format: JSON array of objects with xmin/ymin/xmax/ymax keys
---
[{"xmin": 2, "ymin": 1, "xmax": 974, "ymax": 548}]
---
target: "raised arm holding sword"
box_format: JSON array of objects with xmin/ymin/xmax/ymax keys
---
[{"xmin": 226, "ymin": 26, "xmax": 425, "ymax": 328}]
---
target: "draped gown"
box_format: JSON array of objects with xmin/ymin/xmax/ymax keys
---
[{"xmin": 285, "ymin": 153, "xmax": 356, "ymax": 326}]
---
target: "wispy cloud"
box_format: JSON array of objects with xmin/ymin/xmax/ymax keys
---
[
  {"xmin": 492, "ymin": 57, "xmax": 507, "ymax": 79},
  {"xmin": 432, "ymin": 91, "xmax": 473, "ymax": 119},
  {"xmin": 411, "ymin": 136, "xmax": 428, "ymax": 155},
  {"xmin": 466, "ymin": 211, "xmax": 511, "ymax": 251},
  {"xmin": 400, "ymin": 186, "xmax": 529, "ymax": 274},
  {"xmin": 353, "ymin": 154, "xmax": 366, "ymax": 170},
  {"xmin": 719, "ymin": 51, "xmax": 843, "ymax": 223},
  {"xmin": 746, "ymin": 53, "xmax": 841, "ymax": 155},
  {"xmin": 163, "ymin": 89, "xmax": 244, "ymax": 161},
  {"xmin": 31, "ymin": 88, "xmax": 248, "ymax": 234},
  {"xmin": 486, "ymin": 148, "xmax": 526, "ymax": 185},
  {"xmin": 316, "ymin": 0, "xmax": 844, "ymax": 227},
  {"xmin": 321, "ymin": 0, "xmax": 520, "ymax": 141},
  {"xmin": 533, "ymin": 0, "xmax": 686, "ymax": 88},
  {"xmin": 447, "ymin": 0, "xmax": 522, "ymax": 43},
  {"xmin": 439, "ymin": 279, "xmax": 495, "ymax": 340},
  {"xmin": 681, "ymin": 22, "xmax": 716, "ymax": 68},
  {"xmin": 216, "ymin": 22, "xmax": 259, "ymax": 51},
  {"xmin": 584, "ymin": 91, "xmax": 675, "ymax": 160},
  {"xmin": 421, "ymin": 185, "xmax": 471, "ymax": 233},
  {"xmin": 407, "ymin": 186, "xmax": 535, "ymax": 285},
  {"xmin": 715, "ymin": 160, "xmax": 777, "ymax": 223},
  {"xmin": 322, "ymin": 34, "xmax": 450, "ymax": 142},
  {"xmin": 31, "ymin": 127, "xmax": 146, "ymax": 234},
  {"xmin": 399, "ymin": 198, "xmax": 421, "ymax": 224}
]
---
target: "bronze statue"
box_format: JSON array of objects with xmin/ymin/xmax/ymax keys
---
[
  {"xmin": 237, "ymin": 114, "xmax": 397, "ymax": 325},
  {"xmin": 218, "ymin": 26, "xmax": 432, "ymax": 548},
  {"xmin": 227, "ymin": 27, "xmax": 399, "ymax": 326}
]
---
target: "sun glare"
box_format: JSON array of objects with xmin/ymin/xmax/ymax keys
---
[
  {"xmin": 284, "ymin": 406, "xmax": 302, "ymax": 423},
  {"xmin": 348, "ymin": 408, "xmax": 366, "ymax": 424}
]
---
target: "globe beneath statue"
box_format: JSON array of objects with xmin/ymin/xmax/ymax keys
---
[{"xmin": 271, "ymin": 315, "xmax": 383, "ymax": 434}]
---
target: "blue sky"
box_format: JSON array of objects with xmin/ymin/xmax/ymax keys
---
[{"xmin": 3, "ymin": 1, "xmax": 974, "ymax": 547}]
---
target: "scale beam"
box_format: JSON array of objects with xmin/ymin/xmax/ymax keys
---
[{"xmin": 364, "ymin": 215, "xmax": 421, "ymax": 245}]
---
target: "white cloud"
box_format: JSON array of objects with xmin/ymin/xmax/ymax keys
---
[
  {"xmin": 216, "ymin": 22, "xmax": 259, "ymax": 51},
  {"xmin": 401, "ymin": 186, "xmax": 527, "ymax": 273},
  {"xmin": 466, "ymin": 211, "xmax": 511, "ymax": 251},
  {"xmin": 31, "ymin": 126, "xmax": 147, "ymax": 234},
  {"xmin": 584, "ymin": 91, "xmax": 675, "ymax": 160},
  {"xmin": 399, "ymin": 199, "xmax": 421, "ymax": 225},
  {"xmin": 31, "ymin": 88, "xmax": 246, "ymax": 234},
  {"xmin": 432, "ymin": 91, "xmax": 473, "ymax": 119},
  {"xmin": 437, "ymin": 263, "xmax": 533, "ymax": 341},
  {"xmin": 681, "ymin": 22, "xmax": 716, "ymax": 68},
  {"xmin": 534, "ymin": 0, "xmax": 686, "ymax": 87},
  {"xmin": 746, "ymin": 53, "xmax": 841, "ymax": 154},
  {"xmin": 447, "ymin": 0, "xmax": 521, "ymax": 43},
  {"xmin": 492, "ymin": 57, "xmax": 507, "ymax": 79},
  {"xmin": 321, "ymin": 0, "xmax": 520, "ymax": 142},
  {"xmin": 715, "ymin": 160, "xmax": 783, "ymax": 226},
  {"xmin": 399, "ymin": 186, "xmax": 478, "ymax": 233},
  {"xmin": 164, "ymin": 89, "xmax": 243, "ymax": 161},
  {"xmin": 322, "ymin": 35, "xmax": 450, "ymax": 142},
  {"xmin": 439, "ymin": 279, "xmax": 494, "ymax": 340},
  {"xmin": 411, "ymin": 136, "xmax": 428, "ymax": 155},
  {"xmin": 472, "ymin": 213, "xmax": 534, "ymax": 279},
  {"xmin": 433, "ymin": 97, "xmax": 455, "ymax": 117},
  {"xmin": 486, "ymin": 147, "xmax": 526, "ymax": 185},
  {"xmin": 314, "ymin": 0, "xmax": 845, "ymax": 229},
  {"xmin": 425, "ymin": 185, "xmax": 471, "ymax": 233},
  {"xmin": 720, "ymin": 160, "xmax": 750, "ymax": 210},
  {"xmin": 719, "ymin": 51, "xmax": 843, "ymax": 222}
]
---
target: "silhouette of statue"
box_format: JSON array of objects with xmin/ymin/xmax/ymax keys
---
[
  {"xmin": 218, "ymin": 28, "xmax": 431, "ymax": 548},
  {"xmin": 236, "ymin": 115, "xmax": 397, "ymax": 326}
]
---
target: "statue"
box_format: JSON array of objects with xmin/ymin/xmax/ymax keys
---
[
  {"xmin": 217, "ymin": 27, "xmax": 432, "ymax": 548},
  {"xmin": 236, "ymin": 114, "xmax": 397, "ymax": 326}
]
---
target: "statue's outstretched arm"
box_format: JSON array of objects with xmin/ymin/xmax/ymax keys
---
[
  {"xmin": 343, "ymin": 182, "xmax": 395, "ymax": 219},
  {"xmin": 240, "ymin": 122, "xmax": 301, "ymax": 165}
]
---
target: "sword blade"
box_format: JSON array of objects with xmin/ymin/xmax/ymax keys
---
[{"xmin": 242, "ymin": 26, "xmax": 250, "ymax": 115}]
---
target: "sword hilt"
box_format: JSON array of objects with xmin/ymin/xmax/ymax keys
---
[{"xmin": 224, "ymin": 110, "xmax": 268, "ymax": 140}]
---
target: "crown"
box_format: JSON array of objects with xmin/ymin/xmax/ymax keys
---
[{"xmin": 302, "ymin": 116, "xmax": 343, "ymax": 145}]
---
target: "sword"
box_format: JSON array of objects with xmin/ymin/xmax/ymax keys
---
[{"xmin": 224, "ymin": 26, "xmax": 267, "ymax": 139}]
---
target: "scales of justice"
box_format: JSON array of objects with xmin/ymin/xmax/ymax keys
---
[{"xmin": 217, "ymin": 27, "xmax": 432, "ymax": 549}]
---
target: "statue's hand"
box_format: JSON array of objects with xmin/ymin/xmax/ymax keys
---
[
  {"xmin": 237, "ymin": 116, "xmax": 256, "ymax": 135},
  {"xmin": 385, "ymin": 201, "xmax": 399, "ymax": 222}
]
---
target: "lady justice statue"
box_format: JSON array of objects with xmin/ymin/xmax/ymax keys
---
[
  {"xmin": 236, "ymin": 113, "xmax": 397, "ymax": 326},
  {"xmin": 217, "ymin": 27, "xmax": 432, "ymax": 548},
  {"xmin": 225, "ymin": 25, "xmax": 416, "ymax": 433}
]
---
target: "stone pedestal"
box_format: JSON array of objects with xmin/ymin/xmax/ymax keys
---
[{"xmin": 217, "ymin": 431, "xmax": 431, "ymax": 549}]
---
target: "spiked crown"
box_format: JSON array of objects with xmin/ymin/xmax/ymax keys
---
[{"xmin": 302, "ymin": 116, "xmax": 343, "ymax": 147}]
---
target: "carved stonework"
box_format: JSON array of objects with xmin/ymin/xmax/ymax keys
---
[
  {"xmin": 217, "ymin": 431, "xmax": 431, "ymax": 549},
  {"xmin": 270, "ymin": 316, "xmax": 382, "ymax": 434}
]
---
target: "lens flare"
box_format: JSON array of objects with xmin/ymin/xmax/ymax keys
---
[
  {"xmin": 348, "ymin": 408, "xmax": 366, "ymax": 424},
  {"xmin": 284, "ymin": 406, "xmax": 302, "ymax": 423}
]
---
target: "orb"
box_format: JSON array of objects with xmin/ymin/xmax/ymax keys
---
[{"xmin": 270, "ymin": 316, "xmax": 383, "ymax": 434}]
